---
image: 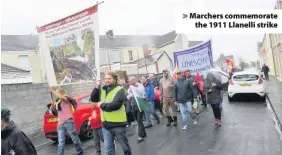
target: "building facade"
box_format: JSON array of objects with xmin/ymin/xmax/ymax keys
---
[{"xmin": 259, "ymin": 0, "xmax": 282, "ymax": 81}]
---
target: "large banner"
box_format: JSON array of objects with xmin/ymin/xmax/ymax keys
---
[
  {"xmin": 173, "ymin": 40, "xmax": 213, "ymax": 75},
  {"xmin": 37, "ymin": 6, "xmax": 100, "ymax": 86}
]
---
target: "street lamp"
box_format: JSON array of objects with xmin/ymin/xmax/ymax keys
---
[{"xmin": 106, "ymin": 30, "xmax": 114, "ymax": 70}]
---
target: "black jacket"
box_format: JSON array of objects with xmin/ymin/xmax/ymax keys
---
[
  {"xmin": 1, "ymin": 121, "xmax": 37, "ymax": 155},
  {"xmin": 173, "ymin": 77, "xmax": 196, "ymax": 103},
  {"xmin": 100, "ymin": 85, "xmax": 127, "ymax": 129}
]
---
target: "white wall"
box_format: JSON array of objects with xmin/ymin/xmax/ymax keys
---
[
  {"xmin": 99, "ymin": 48, "xmax": 121, "ymax": 65},
  {"xmin": 157, "ymin": 54, "xmax": 173, "ymax": 73},
  {"xmin": 138, "ymin": 64, "xmax": 156, "ymax": 74}
]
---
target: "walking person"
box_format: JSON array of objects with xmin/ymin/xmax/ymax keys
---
[
  {"xmin": 120, "ymin": 79, "xmax": 134, "ymax": 127},
  {"xmin": 95, "ymin": 71, "xmax": 132, "ymax": 155},
  {"xmin": 159, "ymin": 69, "xmax": 178, "ymax": 126},
  {"xmin": 1, "ymin": 107, "xmax": 37, "ymax": 155},
  {"xmin": 203, "ymin": 71, "xmax": 228, "ymax": 127},
  {"xmin": 173, "ymin": 71, "xmax": 198, "ymax": 130},
  {"xmin": 127, "ymin": 76, "xmax": 147, "ymax": 143},
  {"xmin": 89, "ymin": 80, "xmax": 116, "ymax": 155},
  {"xmin": 261, "ymin": 64, "xmax": 270, "ymax": 80},
  {"xmin": 154, "ymin": 87, "xmax": 164, "ymax": 116},
  {"xmin": 149, "ymin": 74, "xmax": 159, "ymax": 88},
  {"xmin": 48, "ymin": 88, "xmax": 83, "ymax": 155},
  {"xmin": 141, "ymin": 76, "xmax": 160, "ymax": 128}
]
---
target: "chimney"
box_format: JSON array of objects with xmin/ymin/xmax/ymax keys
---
[{"xmin": 143, "ymin": 44, "xmax": 149, "ymax": 57}]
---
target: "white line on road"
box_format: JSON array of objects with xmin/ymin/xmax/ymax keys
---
[{"xmin": 35, "ymin": 141, "xmax": 53, "ymax": 148}]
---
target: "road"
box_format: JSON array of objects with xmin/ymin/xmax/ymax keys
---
[{"xmin": 35, "ymin": 96, "xmax": 282, "ymax": 155}]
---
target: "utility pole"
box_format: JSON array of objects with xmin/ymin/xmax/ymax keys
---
[{"xmin": 106, "ymin": 30, "xmax": 113, "ymax": 70}]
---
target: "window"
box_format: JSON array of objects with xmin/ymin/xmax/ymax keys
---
[
  {"xmin": 19, "ymin": 55, "xmax": 30, "ymax": 70},
  {"xmin": 128, "ymin": 51, "xmax": 133, "ymax": 61},
  {"xmin": 80, "ymin": 96, "xmax": 91, "ymax": 104},
  {"xmin": 233, "ymin": 74, "xmax": 259, "ymax": 82}
]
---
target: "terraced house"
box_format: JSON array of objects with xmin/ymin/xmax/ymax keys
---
[{"xmin": 1, "ymin": 31, "xmax": 202, "ymax": 83}]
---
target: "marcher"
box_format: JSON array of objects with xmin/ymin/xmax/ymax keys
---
[
  {"xmin": 203, "ymin": 72, "xmax": 228, "ymax": 127},
  {"xmin": 159, "ymin": 69, "xmax": 178, "ymax": 126},
  {"xmin": 120, "ymin": 79, "xmax": 134, "ymax": 127},
  {"xmin": 89, "ymin": 80, "xmax": 116, "ymax": 155},
  {"xmin": 261, "ymin": 64, "xmax": 270, "ymax": 80},
  {"xmin": 127, "ymin": 76, "xmax": 147, "ymax": 143},
  {"xmin": 154, "ymin": 87, "xmax": 164, "ymax": 116},
  {"xmin": 149, "ymin": 74, "xmax": 159, "ymax": 88},
  {"xmin": 95, "ymin": 71, "xmax": 132, "ymax": 155},
  {"xmin": 173, "ymin": 71, "xmax": 197, "ymax": 130},
  {"xmin": 142, "ymin": 76, "xmax": 160, "ymax": 128},
  {"xmin": 48, "ymin": 88, "xmax": 83, "ymax": 155},
  {"xmin": 1, "ymin": 107, "xmax": 37, "ymax": 155}
]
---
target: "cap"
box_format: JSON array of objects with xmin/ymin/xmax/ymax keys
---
[
  {"xmin": 162, "ymin": 69, "xmax": 168, "ymax": 73},
  {"xmin": 176, "ymin": 70, "xmax": 183, "ymax": 74},
  {"xmin": 1, "ymin": 107, "xmax": 11, "ymax": 118}
]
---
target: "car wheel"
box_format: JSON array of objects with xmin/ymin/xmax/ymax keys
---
[
  {"xmin": 260, "ymin": 95, "xmax": 266, "ymax": 102},
  {"xmin": 228, "ymin": 96, "xmax": 234, "ymax": 102},
  {"xmin": 80, "ymin": 121, "xmax": 93, "ymax": 140}
]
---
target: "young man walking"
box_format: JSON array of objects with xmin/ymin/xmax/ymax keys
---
[
  {"xmin": 159, "ymin": 69, "xmax": 178, "ymax": 126},
  {"xmin": 141, "ymin": 76, "xmax": 160, "ymax": 128},
  {"xmin": 48, "ymin": 88, "xmax": 83, "ymax": 155},
  {"xmin": 173, "ymin": 71, "xmax": 197, "ymax": 130}
]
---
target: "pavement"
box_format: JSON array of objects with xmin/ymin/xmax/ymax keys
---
[
  {"xmin": 266, "ymin": 77, "xmax": 282, "ymax": 132},
  {"xmin": 35, "ymin": 96, "xmax": 282, "ymax": 155}
]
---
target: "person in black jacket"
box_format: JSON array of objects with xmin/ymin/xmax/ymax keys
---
[{"xmin": 1, "ymin": 107, "xmax": 37, "ymax": 155}]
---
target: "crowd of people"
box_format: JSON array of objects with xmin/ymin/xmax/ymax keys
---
[{"xmin": 1, "ymin": 68, "xmax": 228, "ymax": 155}]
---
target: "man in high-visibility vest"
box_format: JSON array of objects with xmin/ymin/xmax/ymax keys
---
[{"xmin": 95, "ymin": 71, "xmax": 132, "ymax": 155}]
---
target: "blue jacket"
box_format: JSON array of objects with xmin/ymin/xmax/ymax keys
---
[{"xmin": 144, "ymin": 82, "xmax": 155, "ymax": 101}]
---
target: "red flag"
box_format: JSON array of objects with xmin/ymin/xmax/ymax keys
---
[{"xmin": 226, "ymin": 58, "xmax": 234, "ymax": 67}]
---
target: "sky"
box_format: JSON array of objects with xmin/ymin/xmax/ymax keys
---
[{"xmin": 1, "ymin": 0, "xmax": 278, "ymax": 62}]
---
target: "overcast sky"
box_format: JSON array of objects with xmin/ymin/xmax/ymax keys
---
[{"xmin": 1, "ymin": 0, "xmax": 278, "ymax": 62}]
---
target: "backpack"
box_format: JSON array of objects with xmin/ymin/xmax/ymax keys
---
[{"xmin": 50, "ymin": 96, "xmax": 77, "ymax": 116}]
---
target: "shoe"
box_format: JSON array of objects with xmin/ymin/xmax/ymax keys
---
[
  {"xmin": 182, "ymin": 125, "xmax": 188, "ymax": 130},
  {"xmin": 156, "ymin": 118, "xmax": 160, "ymax": 124},
  {"xmin": 173, "ymin": 116, "xmax": 177, "ymax": 126},
  {"xmin": 217, "ymin": 120, "xmax": 222, "ymax": 127},
  {"xmin": 193, "ymin": 120, "xmax": 198, "ymax": 124},
  {"xmin": 137, "ymin": 137, "xmax": 144, "ymax": 143},
  {"xmin": 145, "ymin": 124, "xmax": 153, "ymax": 128},
  {"xmin": 215, "ymin": 120, "xmax": 218, "ymax": 125},
  {"xmin": 166, "ymin": 116, "xmax": 173, "ymax": 126}
]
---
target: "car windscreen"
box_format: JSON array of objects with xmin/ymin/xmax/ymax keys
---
[{"xmin": 233, "ymin": 74, "xmax": 259, "ymax": 81}]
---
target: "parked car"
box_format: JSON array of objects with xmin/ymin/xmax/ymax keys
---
[
  {"xmin": 43, "ymin": 93, "xmax": 93, "ymax": 142},
  {"xmin": 227, "ymin": 70, "xmax": 266, "ymax": 102}
]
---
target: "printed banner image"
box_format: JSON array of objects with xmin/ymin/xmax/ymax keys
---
[
  {"xmin": 37, "ymin": 6, "xmax": 99, "ymax": 85},
  {"xmin": 173, "ymin": 40, "xmax": 213, "ymax": 76}
]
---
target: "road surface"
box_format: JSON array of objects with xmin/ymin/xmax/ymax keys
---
[{"xmin": 35, "ymin": 96, "xmax": 282, "ymax": 155}]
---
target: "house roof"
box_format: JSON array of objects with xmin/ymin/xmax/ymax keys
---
[
  {"xmin": 1, "ymin": 35, "xmax": 39, "ymax": 51},
  {"xmin": 1, "ymin": 31, "xmax": 178, "ymax": 51},
  {"xmin": 134, "ymin": 51, "xmax": 170, "ymax": 68},
  {"xmin": 188, "ymin": 41, "xmax": 204, "ymax": 48},
  {"xmin": 1, "ymin": 63, "xmax": 32, "ymax": 84}
]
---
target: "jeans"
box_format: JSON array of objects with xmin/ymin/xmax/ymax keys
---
[
  {"xmin": 102, "ymin": 127, "xmax": 132, "ymax": 155},
  {"xmin": 57, "ymin": 118, "xmax": 83, "ymax": 155},
  {"xmin": 179, "ymin": 102, "xmax": 192, "ymax": 126},
  {"xmin": 211, "ymin": 103, "xmax": 221, "ymax": 120},
  {"xmin": 93, "ymin": 128, "xmax": 115, "ymax": 155},
  {"xmin": 145, "ymin": 101, "xmax": 160, "ymax": 124},
  {"xmin": 132, "ymin": 105, "xmax": 147, "ymax": 138}
]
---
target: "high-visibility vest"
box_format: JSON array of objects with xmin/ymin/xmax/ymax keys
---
[{"xmin": 100, "ymin": 86, "xmax": 127, "ymax": 123}]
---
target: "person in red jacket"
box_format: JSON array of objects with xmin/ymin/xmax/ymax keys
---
[{"xmin": 154, "ymin": 87, "xmax": 163, "ymax": 116}]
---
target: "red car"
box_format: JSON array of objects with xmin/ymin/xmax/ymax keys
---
[{"xmin": 43, "ymin": 93, "xmax": 93, "ymax": 142}]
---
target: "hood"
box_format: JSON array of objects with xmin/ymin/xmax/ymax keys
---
[{"xmin": 1, "ymin": 121, "xmax": 16, "ymax": 140}]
